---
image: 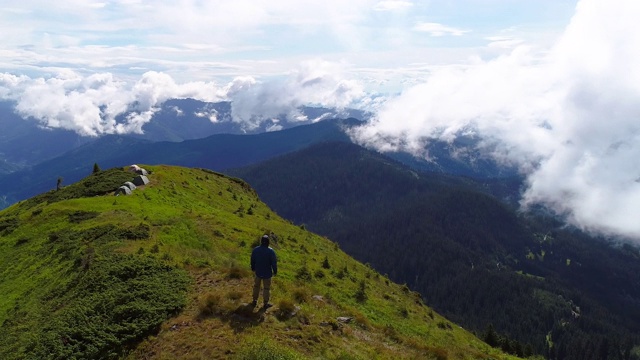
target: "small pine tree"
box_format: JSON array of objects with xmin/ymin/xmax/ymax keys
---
[
  {"xmin": 355, "ymin": 280, "xmax": 367, "ymax": 302},
  {"xmin": 56, "ymin": 177, "xmax": 63, "ymax": 191},
  {"xmin": 322, "ymin": 256, "xmax": 331, "ymax": 269},
  {"xmin": 92, "ymin": 163, "xmax": 101, "ymax": 174},
  {"xmin": 483, "ymin": 324, "xmax": 499, "ymax": 347}
]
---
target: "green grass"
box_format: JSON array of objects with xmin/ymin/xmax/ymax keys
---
[{"xmin": 0, "ymin": 165, "xmax": 522, "ymax": 359}]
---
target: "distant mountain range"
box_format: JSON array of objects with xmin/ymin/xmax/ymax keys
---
[
  {"xmin": 0, "ymin": 101, "xmax": 89, "ymax": 174},
  {"xmin": 0, "ymin": 99, "xmax": 368, "ymax": 173},
  {"xmin": 0, "ymin": 119, "xmax": 355, "ymax": 207},
  {"xmin": 0, "ymin": 104, "xmax": 517, "ymax": 209}
]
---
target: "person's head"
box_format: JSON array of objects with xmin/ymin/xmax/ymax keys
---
[{"xmin": 261, "ymin": 235, "xmax": 270, "ymax": 246}]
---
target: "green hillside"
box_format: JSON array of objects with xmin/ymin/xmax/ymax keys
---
[{"xmin": 0, "ymin": 165, "xmax": 519, "ymax": 360}]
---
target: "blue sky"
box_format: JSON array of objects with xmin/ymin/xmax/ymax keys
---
[
  {"xmin": 0, "ymin": 0, "xmax": 577, "ymax": 89},
  {"xmin": 2, "ymin": 0, "xmax": 640, "ymax": 241}
]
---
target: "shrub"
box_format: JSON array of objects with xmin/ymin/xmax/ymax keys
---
[
  {"xmin": 322, "ymin": 256, "xmax": 331, "ymax": 269},
  {"xmin": 199, "ymin": 293, "xmax": 221, "ymax": 317},
  {"xmin": 426, "ymin": 347, "xmax": 449, "ymax": 360},
  {"xmin": 161, "ymin": 253, "xmax": 173, "ymax": 261},
  {"xmin": 355, "ymin": 280, "xmax": 367, "ymax": 303},
  {"xmin": 114, "ymin": 223, "xmax": 151, "ymax": 240},
  {"xmin": 0, "ymin": 217, "xmax": 19, "ymax": 235},
  {"xmin": 6, "ymin": 254, "xmax": 189, "ymax": 360},
  {"xmin": 353, "ymin": 312, "xmax": 371, "ymax": 330},
  {"xmin": 276, "ymin": 299, "xmax": 297, "ymax": 320},
  {"xmin": 400, "ymin": 307, "xmax": 409, "ymax": 318},
  {"xmin": 227, "ymin": 264, "xmax": 250, "ymax": 279},
  {"xmin": 292, "ymin": 287, "xmax": 309, "ymax": 303},
  {"xmin": 234, "ymin": 338, "xmax": 303, "ymax": 360},
  {"xmin": 314, "ymin": 269, "xmax": 325, "ymax": 279},
  {"xmin": 295, "ymin": 266, "xmax": 312, "ymax": 282},
  {"xmin": 227, "ymin": 290, "xmax": 243, "ymax": 301},
  {"xmin": 194, "ymin": 259, "xmax": 211, "ymax": 268}
]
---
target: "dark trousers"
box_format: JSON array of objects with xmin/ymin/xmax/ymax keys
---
[{"xmin": 252, "ymin": 276, "xmax": 271, "ymax": 304}]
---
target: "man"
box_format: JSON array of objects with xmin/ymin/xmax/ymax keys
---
[{"xmin": 250, "ymin": 234, "xmax": 278, "ymax": 308}]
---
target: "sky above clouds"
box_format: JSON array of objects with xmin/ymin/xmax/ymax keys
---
[
  {"xmin": 3, "ymin": 0, "xmax": 640, "ymax": 241},
  {"xmin": 0, "ymin": 0, "xmax": 576, "ymax": 87}
]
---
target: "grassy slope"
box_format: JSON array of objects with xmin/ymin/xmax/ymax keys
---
[{"xmin": 0, "ymin": 165, "xmax": 519, "ymax": 360}]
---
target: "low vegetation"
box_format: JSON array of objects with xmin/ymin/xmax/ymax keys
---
[{"xmin": 0, "ymin": 165, "xmax": 519, "ymax": 359}]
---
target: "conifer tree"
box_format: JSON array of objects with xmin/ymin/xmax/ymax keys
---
[
  {"xmin": 483, "ymin": 324, "xmax": 499, "ymax": 347},
  {"xmin": 322, "ymin": 256, "xmax": 331, "ymax": 269}
]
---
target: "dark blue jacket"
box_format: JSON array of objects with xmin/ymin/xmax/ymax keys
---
[{"xmin": 251, "ymin": 245, "xmax": 277, "ymax": 279}]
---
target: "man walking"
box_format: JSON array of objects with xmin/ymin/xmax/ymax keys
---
[{"xmin": 251, "ymin": 235, "xmax": 277, "ymax": 308}]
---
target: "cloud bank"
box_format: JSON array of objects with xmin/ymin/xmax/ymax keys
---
[
  {"xmin": 0, "ymin": 60, "xmax": 366, "ymax": 136},
  {"xmin": 227, "ymin": 60, "xmax": 365, "ymax": 130},
  {"xmin": 0, "ymin": 71, "xmax": 220, "ymax": 136},
  {"xmin": 352, "ymin": 0, "xmax": 640, "ymax": 240}
]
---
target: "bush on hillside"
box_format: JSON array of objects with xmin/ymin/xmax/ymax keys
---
[
  {"xmin": 234, "ymin": 338, "xmax": 303, "ymax": 360},
  {"xmin": 1, "ymin": 254, "xmax": 189, "ymax": 360},
  {"xmin": 276, "ymin": 299, "xmax": 297, "ymax": 320},
  {"xmin": 199, "ymin": 293, "xmax": 222, "ymax": 318}
]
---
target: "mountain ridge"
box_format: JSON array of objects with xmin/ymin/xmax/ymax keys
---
[
  {"xmin": 0, "ymin": 118, "xmax": 356, "ymax": 208},
  {"xmin": 0, "ymin": 116, "xmax": 519, "ymax": 209},
  {"xmin": 0, "ymin": 99, "xmax": 367, "ymax": 171},
  {"xmin": 0, "ymin": 164, "xmax": 518, "ymax": 359}
]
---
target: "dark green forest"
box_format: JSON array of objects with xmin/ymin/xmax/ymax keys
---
[{"xmin": 231, "ymin": 141, "xmax": 640, "ymax": 360}]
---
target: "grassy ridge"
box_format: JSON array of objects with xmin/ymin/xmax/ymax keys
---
[{"xmin": 0, "ymin": 165, "xmax": 520, "ymax": 359}]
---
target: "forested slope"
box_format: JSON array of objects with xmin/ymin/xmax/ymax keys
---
[{"xmin": 230, "ymin": 141, "xmax": 640, "ymax": 359}]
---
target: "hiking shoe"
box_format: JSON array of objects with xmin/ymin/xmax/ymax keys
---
[{"xmin": 262, "ymin": 303, "xmax": 273, "ymax": 309}]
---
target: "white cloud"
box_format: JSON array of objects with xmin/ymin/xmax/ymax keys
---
[
  {"xmin": 195, "ymin": 109, "xmax": 220, "ymax": 123},
  {"xmin": 486, "ymin": 36, "xmax": 524, "ymax": 49},
  {"xmin": 353, "ymin": 0, "xmax": 640, "ymax": 241},
  {"xmin": 0, "ymin": 60, "xmax": 369, "ymax": 135},
  {"xmin": 225, "ymin": 59, "xmax": 366, "ymax": 130},
  {"xmin": 413, "ymin": 22, "xmax": 469, "ymax": 37},
  {"xmin": 374, "ymin": 0, "xmax": 413, "ymax": 11},
  {"xmin": 0, "ymin": 70, "xmax": 220, "ymax": 136}
]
